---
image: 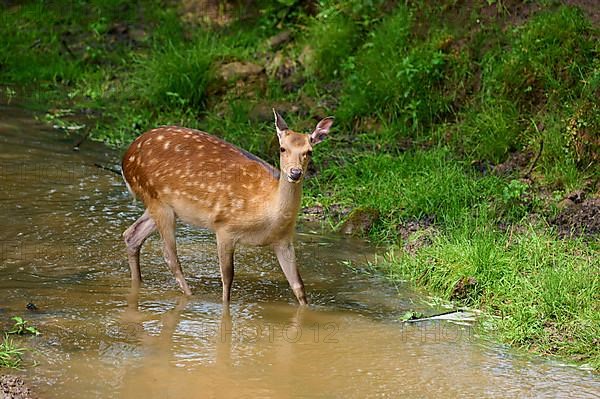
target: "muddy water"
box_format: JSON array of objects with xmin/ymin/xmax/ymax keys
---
[{"xmin": 0, "ymin": 105, "xmax": 598, "ymax": 398}]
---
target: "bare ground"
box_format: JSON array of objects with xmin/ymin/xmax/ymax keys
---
[
  {"xmin": 552, "ymin": 197, "xmax": 600, "ymax": 238},
  {"xmin": 0, "ymin": 375, "xmax": 36, "ymax": 399}
]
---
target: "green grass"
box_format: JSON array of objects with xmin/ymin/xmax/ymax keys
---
[
  {"xmin": 303, "ymin": 12, "xmax": 361, "ymax": 79},
  {"xmin": 454, "ymin": 5, "xmax": 599, "ymax": 175},
  {"xmin": 378, "ymin": 227, "xmax": 600, "ymax": 369},
  {"xmin": 1, "ymin": 0, "xmax": 599, "ymax": 370},
  {"xmin": 306, "ymin": 148, "xmax": 504, "ymax": 239},
  {"xmin": 0, "ymin": 334, "xmax": 26, "ymax": 369},
  {"xmin": 483, "ymin": 7, "xmax": 595, "ymax": 108},
  {"xmin": 336, "ymin": 5, "xmax": 453, "ymax": 130}
]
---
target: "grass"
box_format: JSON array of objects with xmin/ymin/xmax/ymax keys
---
[
  {"xmin": 0, "ymin": 0, "xmax": 598, "ymax": 369},
  {"xmin": 336, "ymin": 5, "xmax": 452, "ymax": 130},
  {"xmin": 379, "ymin": 227, "xmax": 600, "ymax": 369},
  {"xmin": 0, "ymin": 335, "xmax": 26, "ymax": 369},
  {"xmin": 306, "ymin": 148, "xmax": 504, "ymax": 239}
]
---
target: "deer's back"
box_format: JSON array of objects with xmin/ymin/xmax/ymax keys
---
[{"xmin": 122, "ymin": 126, "xmax": 280, "ymax": 230}]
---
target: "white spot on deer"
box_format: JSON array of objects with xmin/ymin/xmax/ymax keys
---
[
  {"xmin": 157, "ymin": 135, "xmax": 165, "ymax": 141},
  {"xmin": 192, "ymin": 195, "xmax": 199, "ymax": 201},
  {"xmin": 128, "ymin": 155, "xmax": 136, "ymax": 162},
  {"xmin": 184, "ymin": 150, "xmax": 191, "ymax": 156},
  {"xmin": 164, "ymin": 141, "xmax": 171, "ymax": 150},
  {"xmin": 233, "ymin": 199, "xmax": 245, "ymax": 209},
  {"xmin": 162, "ymin": 187, "xmax": 172, "ymax": 194}
]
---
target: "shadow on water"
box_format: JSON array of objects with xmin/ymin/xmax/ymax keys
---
[{"xmin": 1, "ymin": 105, "xmax": 599, "ymax": 398}]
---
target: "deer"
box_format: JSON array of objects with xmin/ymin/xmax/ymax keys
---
[{"xmin": 121, "ymin": 110, "xmax": 334, "ymax": 305}]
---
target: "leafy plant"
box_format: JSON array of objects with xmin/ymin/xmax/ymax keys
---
[
  {"xmin": 8, "ymin": 316, "xmax": 40, "ymax": 336},
  {"xmin": 400, "ymin": 311, "xmax": 424, "ymax": 322},
  {"xmin": 501, "ymin": 179, "xmax": 528, "ymax": 204}
]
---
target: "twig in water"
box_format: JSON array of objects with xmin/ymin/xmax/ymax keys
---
[{"xmin": 93, "ymin": 163, "xmax": 121, "ymax": 176}]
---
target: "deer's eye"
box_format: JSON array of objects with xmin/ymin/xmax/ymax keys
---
[
  {"xmin": 280, "ymin": 147, "xmax": 286, "ymax": 153},
  {"xmin": 306, "ymin": 150, "xmax": 313, "ymax": 157}
]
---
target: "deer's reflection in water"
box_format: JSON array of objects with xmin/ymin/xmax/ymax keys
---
[{"xmin": 118, "ymin": 289, "xmax": 311, "ymax": 398}]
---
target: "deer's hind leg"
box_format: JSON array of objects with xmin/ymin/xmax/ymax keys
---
[{"xmin": 123, "ymin": 209, "xmax": 157, "ymax": 285}]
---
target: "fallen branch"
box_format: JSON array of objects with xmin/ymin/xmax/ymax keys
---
[{"xmin": 93, "ymin": 163, "xmax": 121, "ymax": 176}]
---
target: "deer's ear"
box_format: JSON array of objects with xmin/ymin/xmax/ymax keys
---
[
  {"xmin": 310, "ymin": 117, "xmax": 334, "ymax": 145},
  {"xmin": 273, "ymin": 109, "xmax": 289, "ymax": 141}
]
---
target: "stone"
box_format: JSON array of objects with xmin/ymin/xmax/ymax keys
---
[
  {"xmin": 267, "ymin": 30, "xmax": 292, "ymax": 49},
  {"xmin": 218, "ymin": 62, "xmax": 264, "ymax": 82},
  {"xmin": 339, "ymin": 208, "xmax": 380, "ymax": 235},
  {"xmin": 451, "ymin": 276, "xmax": 478, "ymax": 300}
]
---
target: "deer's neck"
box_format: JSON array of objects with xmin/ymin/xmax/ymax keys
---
[{"xmin": 273, "ymin": 174, "xmax": 303, "ymax": 223}]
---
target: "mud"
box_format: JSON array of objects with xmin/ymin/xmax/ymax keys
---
[
  {"xmin": 552, "ymin": 197, "xmax": 600, "ymax": 238},
  {"xmin": 396, "ymin": 216, "xmax": 437, "ymax": 255},
  {"xmin": 0, "ymin": 375, "xmax": 36, "ymax": 399}
]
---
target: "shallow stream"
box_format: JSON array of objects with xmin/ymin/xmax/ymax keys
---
[{"xmin": 1, "ymin": 105, "xmax": 598, "ymax": 398}]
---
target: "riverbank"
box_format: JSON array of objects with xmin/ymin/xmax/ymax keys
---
[{"xmin": 1, "ymin": 1, "xmax": 598, "ymax": 370}]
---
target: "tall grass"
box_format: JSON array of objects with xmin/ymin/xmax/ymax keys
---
[
  {"xmin": 454, "ymin": 5, "xmax": 598, "ymax": 180},
  {"xmin": 304, "ymin": 12, "xmax": 361, "ymax": 79},
  {"xmin": 307, "ymin": 148, "xmax": 504, "ymax": 240},
  {"xmin": 0, "ymin": 334, "xmax": 25, "ymax": 369},
  {"xmin": 380, "ymin": 227, "xmax": 600, "ymax": 368},
  {"xmin": 131, "ymin": 33, "xmax": 222, "ymax": 112}
]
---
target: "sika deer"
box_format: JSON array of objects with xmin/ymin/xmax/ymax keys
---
[{"xmin": 121, "ymin": 110, "xmax": 333, "ymax": 305}]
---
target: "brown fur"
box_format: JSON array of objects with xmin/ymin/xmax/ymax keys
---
[
  {"xmin": 121, "ymin": 112, "xmax": 333, "ymax": 304},
  {"xmin": 123, "ymin": 126, "xmax": 281, "ymax": 241}
]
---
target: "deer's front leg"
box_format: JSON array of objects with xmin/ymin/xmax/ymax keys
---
[
  {"xmin": 151, "ymin": 205, "xmax": 192, "ymax": 296},
  {"xmin": 217, "ymin": 233, "xmax": 235, "ymax": 303},
  {"xmin": 273, "ymin": 241, "xmax": 308, "ymax": 305}
]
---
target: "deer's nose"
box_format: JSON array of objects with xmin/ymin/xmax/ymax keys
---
[{"xmin": 289, "ymin": 168, "xmax": 303, "ymax": 181}]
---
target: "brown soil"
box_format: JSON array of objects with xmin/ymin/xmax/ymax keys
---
[
  {"xmin": 563, "ymin": 0, "xmax": 600, "ymax": 25},
  {"xmin": 492, "ymin": 151, "xmax": 533, "ymax": 176},
  {"xmin": 552, "ymin": 197, "xmax": 600, "ymax": 237},
  {"xmin": 301, "ymin": 204, "xmax": 352, "ymax": 223},
  {"xmin": 0, "ymin": 375, "xmax": 36, "ymax": 399},
  {"xmin": 397, "ymin": 216, "xmax": 436, "ymax": 255},
  {"xmin": 339, "ymin": 208, "xmax": 380, "ymax": 236},
  {"xmin": 451, "ymin": 276, "xmax": 478, "ymax": 301}
]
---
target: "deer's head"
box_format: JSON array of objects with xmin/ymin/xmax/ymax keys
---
[{"xmin": 273, "ymin": 109, "xmax": 334, "ymax": 184}]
